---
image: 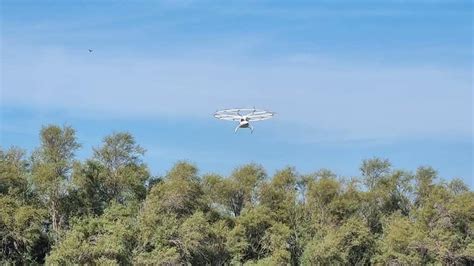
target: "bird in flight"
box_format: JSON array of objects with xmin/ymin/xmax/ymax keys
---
[{"xmin": 88, "ymin": 49, "xmax": 93, "ymax": 53}]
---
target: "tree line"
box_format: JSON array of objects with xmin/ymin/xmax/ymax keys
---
[{"xmin": 1, "ymin": 125, "xmax": 473, "ymax": 265}]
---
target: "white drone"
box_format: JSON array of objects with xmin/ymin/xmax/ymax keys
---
[{"xmin": 214, "ymin": 108, "xmax": 275, "ymax": 133}]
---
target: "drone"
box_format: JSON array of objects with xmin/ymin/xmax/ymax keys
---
[{"xmin": 214, "ymin": 108, "xmax": 275, "ymax": 133}]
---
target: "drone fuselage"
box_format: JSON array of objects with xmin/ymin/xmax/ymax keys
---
[
  {"xmin": 239, "ymin": 121, "xmax": 250, "ymax": 128},
  {"xmin": 236, "ymin": 117, "xmax": 252, "ymax": 132},
  {"xmin": 239, "ymin": 117, "xmax": 250, "ymax": 128}
]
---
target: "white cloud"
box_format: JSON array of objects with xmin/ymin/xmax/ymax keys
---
[{"xmin": 1, "ymin": 43, "xmax": 471, "ymax": 141}]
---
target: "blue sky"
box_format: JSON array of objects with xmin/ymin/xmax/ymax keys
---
[{"xmin": 1, "ymin": 0, "xmax": 472, "ymax": 186}]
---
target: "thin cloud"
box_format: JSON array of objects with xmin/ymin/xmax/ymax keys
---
[{"xmin": 2, "ymin": 43, "xmax": 471, "ymax": 141}]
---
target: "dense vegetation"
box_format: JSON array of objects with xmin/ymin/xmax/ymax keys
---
[{"xmin": 1, "ymin": 125, "xmax": 473, "ymax": 265}]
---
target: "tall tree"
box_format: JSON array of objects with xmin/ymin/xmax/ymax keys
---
[
  {"xmin": 70, "ymin": 160, "xmax": 108, "ymax": 216},
  {"xmin": 259, "ymin": 168, "xmax": 304, "ymax": 264},
  {"xmin": 260, "ymin": 167, "xmax": 298, "ymax": 221},
  {"xmin": 135, "ymin": 162, "xmax": 214, "ymax": 264},
  {"xmin": 374, "ymin": 212, "xmax": 430, "ymax": 264},
  {"xmin": 306, "ymin": 172, "xmax": 341, "ymax": 228},
  {"xmin": 302, "ymin": 217, "xmax": 375, "ymax": 265},
  {"xmin": 31, "ymin": 125, "xmax": 80, "ymax": 237},
  {"xmin": 46, "ymin": 203, "xmax": 139, "ymax": 265},
  {"xmin": 0, "ymin": 195, "xmax": 48, "ymax": 264},
  {"xmin": 204, "ymin": 164, "xmax": 266, "ymax": 217},
  {"xmin": 414, "ymin": 166, "xmax": 437, "ymax": 206},
  {"xmin": 90, "ymin": 132, "xmax": 149, "ymax": 203},
  {"xmin": 0, "ymin": 147, "xmax": 29, "ymax": 196},
  {"xmin": 360, "ymin": 157, "xmax": 391, "ymax": 190}
]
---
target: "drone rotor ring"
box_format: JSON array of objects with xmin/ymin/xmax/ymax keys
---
[{"xmin": 214, "ymin": 108, "xmax": 275, "ymax": 122}]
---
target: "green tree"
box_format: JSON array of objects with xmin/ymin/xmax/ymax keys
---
[
  {"xmin": 143, "ymin": 161, "xmax": 204, "ymax": 218},
  {"xmin": 374, "ymin": 212, "xmax": 430, "ymax": 264},
  {"xmin": 90, "ymin": 132, "xmax": 149, "ymax": 204},
  {"xmin": 261, "ymin": 222, "xmax": 292, "ymax": 265},
  {"xmin": 260, "ymin": 167, "xmax": 298, "ymax": 222},
  {"xmin": 414, "ymin": 166, "xmax": 437, "ymax": 206},
  {"xmin": 71, "ymin": 160, "xmax": 108, "ymax": 216},
  {"xmin": 359, "ymin": 158, "xmax": 414, "ymax": 234},
  {"xmin": 235, "ymin": 206, "xmax": 273, "ymax": 262},
  {"xmin": 0, "ymin": 195, "xmax": 48, "ymax": 264},
  {"xmin": 0, "ymin": 147, "xmax": 29, "ymax": 196},
  {"xmin": 31, "ymin": 125, "xmax": 80, "ymax": 237},
  {"xmin": 306, "ymin": 172, "xmax": 341, "ymax": 229},
  {"xmin": 414, "ymin": 182, "xmax": 474, "ymax": 264},
  {"xmin": 360, "ymin": 157, "xmax": 391, "ymax": 190},
  {"xmin": 46, "ymin": 203, "xmax": 138, "ymax": 265},
  {"xmin": 227, "ymin": 223, "xmax": 249, "ymax": 264},
  {"xmin": 259, "ymin": 167, "xmax": 305, "ymax": 264},
  {"xmin": 134, "ymin": 213, "xmax": 181, "ymax": 265},
  {"xmin": 329, "ymin": 179, "xmax": 363, "ymax": 223},
  {"xmin": 302, "ymin": 218, "xmax": 375, "ymax": 265},
  {"xmin": 205, "ymin": 164, "xmax": 266, "ymax": 217},
  {"xmin": 134, "ymin": 162, "xmax": 221, "ymax": 264}
]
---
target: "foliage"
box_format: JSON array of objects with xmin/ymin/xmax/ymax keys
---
[
  {"xmin": 46, "ymin": 203, "xmax": 138, "ymax": 265},
  {"xmin": 90, "ymin": 132, "xmax": 149, "ymax": 203},
  {"xmin": 31, "ymin": 125, "xmax": 80, "ymax": 237},
  {"xmin": 0, "ymin": 195, "xmax": 48, "ymax": 264},
  {"xmin": 204, "ymin": 164, "xmax": 266, "ymax": 217},
  {"xmin": 1, "ymin": 125, "xmax": 473, "ymax": 265},
  {"xmin": 0, "ymin": 147, "xmax": 29, "ymax": 196},
  {"xmin": 302, "ymin": 217, "xmax": 375, "ymax": 265}
]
